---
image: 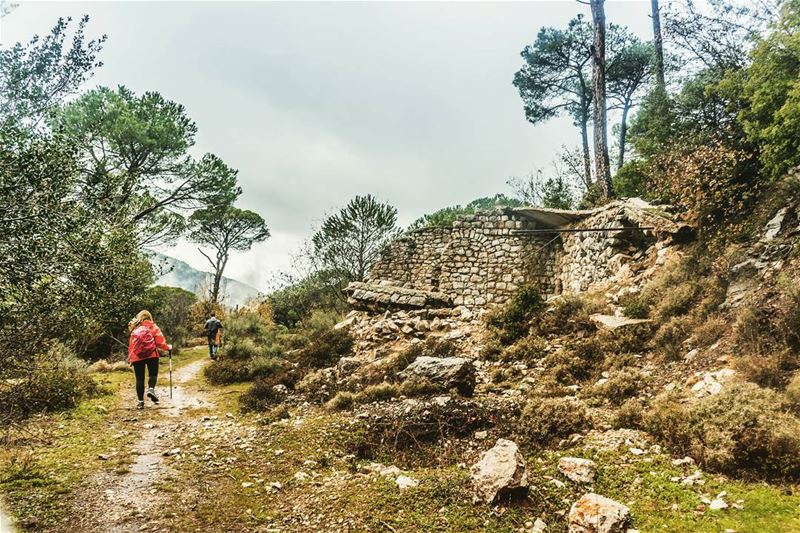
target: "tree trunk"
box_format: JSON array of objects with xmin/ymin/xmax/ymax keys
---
[
  {"xmin": 617, "ymin": 102, "xmax": 630, "ymax": 170},
  {"xmin": 580, "ymin": 114, "xmax": 592, "ymax": 188},
  {"xmin": 590, "ymin": 0, "xmax": 614, "ymax": 200},
  {"xmin": 210, "ymin": 256, "xmax": 228, "ymax": 307},
  {"xmin": 651, "ymin": 0, "xmax": 666, "ymax": 90}
]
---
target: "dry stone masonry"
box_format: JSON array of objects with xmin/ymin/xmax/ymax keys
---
[{"xmin": 346, "ymin": 199, "xmax": 689, "ymax": 312}]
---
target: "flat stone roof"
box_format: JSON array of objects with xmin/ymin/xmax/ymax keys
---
[{"xmin": 509, "ymin": 206, "xmax": 595, "ymax": 228}]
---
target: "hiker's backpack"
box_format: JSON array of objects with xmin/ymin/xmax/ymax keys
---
[{"xmin": 130, "ymin": 325, "xmax": 157, "ymax": 359}]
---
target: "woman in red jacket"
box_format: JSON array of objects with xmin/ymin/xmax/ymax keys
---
[{"xmin": 128, "ymin": 310, "xmax": 172, "ymax": 410}]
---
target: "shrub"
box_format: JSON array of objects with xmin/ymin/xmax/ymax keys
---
[
  {"xmin": 646, "ymin": 383, "xmax": 800, "ymax": 479},
  {"xmin": 652, "ymin": 316, "xmax": 692, "ymax": 361},
  {"xmin": 587, "ymin": 368, "xmax": 648, "ymax": 405},
  {"xmin": 224, "ymin": 312, "xmax": 273, "ymax": 343},
  {"xmin": 785, "ymin": 373, "xmax": 800, "ymax": 415},
  {"xmin": 486, "ymin": 285, "xmax": 545, "ymax": 343},
  {"xmin": 735, "ymin": 348, "xmax": 799, "ymax": 389},
  {"xmin": 326, "ymin": 391, "xmax": 356, "ymax": 411},
  {"xmin": 501, "ymin": 334, "xmax": 547, "ymax": 363},
  {"xmin": 535, "ymin": 294, "xmax": 606, "ymax": 336},
  {"xmin": 239, "ymin": 369, "xmax": 302, "ymax": 412},
  {"xmin": 357, "ymin": 383, "xmax": 400, "ymax": 404},
  {"xmin": 204, "ymin": 359, "xmax": 252, "ymax": 385},
  {"xmin": 351, "ymin": 398, "xmax": 495, "ymax": 467},
  {"xmin": 611, "ymin": 398, "xmax": 645, "ymax": 429},
  {"xmin": 652, "ymin": 284, "xmax": 700, "ymax": 322},
  {"xmin": 649, "ymin": 139, "xmax": 761, "ymax": 227},
  {"xmin": 296, "ymin": 368, "xmax": 338, "ymax": 403},
  {"xmin": 224, "ymin": 338, "xmax": 264, "ymax": 361},
  {"xmin": 692, "ymin": 314, "xmax": 728, "ymax": 347},
  {"xmin": 519, "ymin": 397, "xmax": 589, "ymax": 448},
  {"xmin": 619, "ymin": 293, "xmax": 649, "ymax": 319},
  {"xmin": 0, "ymin": 344, "xmax": 97, "ymax": 420},
  {"xmin": 248, "ymin": 356, "xmax": 287, "ymax": 380},
  {"xmin": 295, "ymin": 326, "xmax": 353, "ymax": 369}
]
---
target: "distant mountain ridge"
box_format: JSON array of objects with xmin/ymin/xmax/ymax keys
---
[{"xmin": 146, "ymin": 251, "xmax": 262, "ymax": 307}]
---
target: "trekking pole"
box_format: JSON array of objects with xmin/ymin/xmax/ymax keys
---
[{"xmin": 169, "ymin": 349, "xmax": 173, "ymax": 399}]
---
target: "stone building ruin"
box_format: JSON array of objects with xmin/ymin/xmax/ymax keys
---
[{"xmin": 344, "ymin": 199, "xmax": 691, "ymax": 312}]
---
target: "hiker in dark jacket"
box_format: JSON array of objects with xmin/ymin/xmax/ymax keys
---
[
  {"xmin": 128, "ymin": 310, "xmax": 172, "ymax": 410},
  {"xmin": 204, "ymin": 313, "xmax": 223, "ymax": 360}
]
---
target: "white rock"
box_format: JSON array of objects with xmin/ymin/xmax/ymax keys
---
[
  {"xmin": 568, "ymin": 493, "xmax": 631, "ymax": 533},
  {"xmin": 532, "ymin": 518, "xmax": 548, "ymax": 533},
  {"xmin": 395, "ymin": 475, "xmax": 419, "ymax": 490},
  {"xmin": 474, "ymin": 430, "xmax": 488, "ymax": 440},
  {"xmin": 558, "ymin": 457, "xmax": 597, "ymax": 484},
  {"xmin": 470, "ymin": 438, "xmax": 528, "ymax": 504}
]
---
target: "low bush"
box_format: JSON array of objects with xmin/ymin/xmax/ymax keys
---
[
  {"xmin": 735, "ymin": 348, "xmax": 799, "ymax": 389},
  {"xmin": 611, "ymin": 398, "xmax": 645, "ymax": 429},
  {"xmin": 350, "ymin": 398, "xmax": 496, "ymax": 467},
  {"xmin": 587, "ymin": 368, "xmax": 648, "ymax": 405},
  {"xmin": 652, "ymin": 316, "xmax": 692, "ymax": 361},
  {"xmin": 204, "ymin": 359, "xmax": 252, "ymax": 385},
  {"xmin": 326, "ymin": 391, "xmax": 356, "ymax": 411},
  {"xmin": 486, "ymin": 285, "xmax": 545, "ymax": 344},
  {"xmin": 501, "ymin": 334, "xmax": 547, "ymax": 363},
  {"xmin": 295, "ymin": 326, "xmax": 353, "ymax": 369},
  {"xmin": 239, "ymin": 369, "xmax": 302, "ymax": 412},
  {"xmin": 224, "ymin": 338, "xmax": 265, "ymax": 361},
  {"xmin": 296, "ymin": 367, "xmax": 338, "ymax": 403},
  {"xmin": 785, "ymin": 373, "xmax": 800, "ymax": 415},
  {"xmin": 536, "ymin": 294, "xmax": 607, "ymax": 336},
  {"xmin": 224, "ymin": 312, "xmax": 274, "ymax": 343},
  {"xmin": 247, "ymin": 356, "xmax": 287, "ymax": 380},
  {"xmin": 619, "ymin": 292, "xmax": 650, "ymax": 319},
  {"xmin": 0, "ymin": 344, "xmax": 97, "ymax": 420},
  {"xmin": 646, "ymin": 383, "xmax": 800, "ymax": 479},
  {"xmin": 652, "ymin": 283, "xmax": 700, "ymax": 322},
  {"xmin": 518, "ymin": 396, "xmax": 589, "ymax": 448}
]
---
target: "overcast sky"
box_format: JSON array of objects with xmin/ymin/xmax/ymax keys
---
[{"xmin": 1, "ymin": 1, "xmax": 652, "ymax": 291}]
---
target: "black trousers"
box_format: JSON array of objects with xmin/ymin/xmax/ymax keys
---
[{"xmin": 132, "ymin": 358, "xmax": 159, "ymax": 401}]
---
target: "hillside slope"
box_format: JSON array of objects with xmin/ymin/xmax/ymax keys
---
[{"xmin": 147, "ymin": 251, "xmax": 261, "ymax": 307}]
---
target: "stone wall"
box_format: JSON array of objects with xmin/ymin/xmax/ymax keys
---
[
  {"xmin": 367, "ymin": 211, "xmax": 559, "ymax": 307},
  {"xmin": 556, "ymin": 202, "xmax": 679, "ymax": 293},
  {"xmin": 353, "ymin": 200, "xmax": 689, "ymax": 310}
]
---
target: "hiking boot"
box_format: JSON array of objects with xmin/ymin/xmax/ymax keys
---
[
  {"xmin": 147, "ymin": 388, "xmax": 159, "ymax": 404},
  {"xmin": 136, "ymin": 400, "xmax": 145, "ymax": 410}
]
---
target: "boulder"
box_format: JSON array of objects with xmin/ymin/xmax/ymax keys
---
[
  {"xmin": 558, "ymin": 457, "xmax": 597, "ymax": 484},
  {"xmin": 589, "ymin": 314, "xmax": 650, "ymax": 330},
  {"xmin": 470, "ymin": 438, "xmax": 528, "ymax": 503},
  {"xmin": 568, "ymin": 493, "xmax": 630, "ymax": 533},
  {"xmin": 399, "ymin": 356, "xmax": 476, "ymax": 395}
]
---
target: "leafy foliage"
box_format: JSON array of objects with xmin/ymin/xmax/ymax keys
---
[
  {"xmin": 139, "ymin": 286, "xmax": 198, "ymax": 348},
  {"xmin": 311, "ymin": 195, "xmax": 399, "ymax": 282},
  {"xmin": 407, "ymin": 194, "xmax": 523, "ymax": 230},
  {"xmin": 0, "ymin": 16, "xmax": 105, "ymax": 130},
  {"xmin": 189, "ymin": 205, "xmax": 269, "ymax": 305},
  {"xmin": 53, "ymin": 86, "xmax": 241, "ymax": 244}
]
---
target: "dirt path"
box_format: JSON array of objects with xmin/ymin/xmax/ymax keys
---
[{"xmin": 69, "ymin": 358, "xmax": 211, "ymax": 533}]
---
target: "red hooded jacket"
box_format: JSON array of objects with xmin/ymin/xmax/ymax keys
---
[{"xmin": 128, "ymin": 320, "xmax": 171, "ymax": 363}]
